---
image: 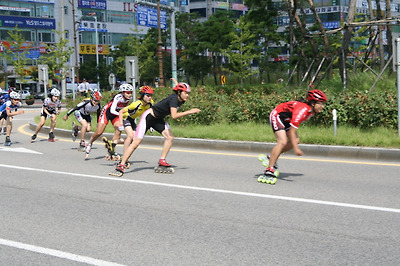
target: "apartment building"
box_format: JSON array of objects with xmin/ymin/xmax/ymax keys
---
[{"xmin": 1, "ymin": 0, "xmax": 399, "ymax": 87}]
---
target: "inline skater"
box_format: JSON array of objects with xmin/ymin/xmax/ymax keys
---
[
  {"xmin": 84, "ymin": 83, "xmax": 133, "ymax": 159},
  {"xmin": 63, "ymin": 89, "xmax": 102, "ymax": 150},
  {"xmin": 0, "ymin": 91, "xmax": 24, "ymax": 146},
  {"xmin": 258, "ymin": 89, "xmax": 328, "ymax": 184},
  {"xmin": 110, "ymin": 80, "xmax": 201, "ymax": 177},
  {"xmin": 0, "ymin": 88, "xmax": 10, "ymax": 135},
  {"xmin": 31, "ymin": 88, "xmax": 62, "ymax": 142},
  {"xmin": 116, "ymin": 85, "xmax": 154, "ymax": 164}
]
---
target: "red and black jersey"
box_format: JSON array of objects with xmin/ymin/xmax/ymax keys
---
[{"xmin": 273, "ymin": 101, "xmax": 313, "ymax": 129}]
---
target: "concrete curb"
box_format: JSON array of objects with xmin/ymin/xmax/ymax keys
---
[{"xmin": 28, "ymin": 123, "xmax": 400, "ymax": 162}]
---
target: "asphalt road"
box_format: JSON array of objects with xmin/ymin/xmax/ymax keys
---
[{"xmin": 0, "ymin": 109, "xmax": 399, "ymax": 265}]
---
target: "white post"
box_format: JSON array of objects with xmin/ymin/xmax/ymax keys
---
[
  {"xmin": 129, "ymin": 59, "xmax": 136, "ymax": 100},
  {"xmin": 332, "ymin": 109, "xmax": 337, "ymax": 136},
  {"xmin": 42, "ymin": 67, "xmax": 48, "ymax": 97},
  {"xmin": 71, "ymin": 67, "xmax": 76, "ymax": 99}
]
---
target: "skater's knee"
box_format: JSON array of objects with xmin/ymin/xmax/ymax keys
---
[{"xmin": 276, "ymin": 138, "xmax": 288, "ymax": 147}]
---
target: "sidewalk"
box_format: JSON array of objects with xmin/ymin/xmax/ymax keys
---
[{"xmin": 28, "ymin": 122, "xmax": 400, "ymax": 163}]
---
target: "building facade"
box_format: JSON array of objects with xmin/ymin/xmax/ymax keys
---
[{"xmin": 1, "ymin": 0, "xmax": 399, "ymax": 89}]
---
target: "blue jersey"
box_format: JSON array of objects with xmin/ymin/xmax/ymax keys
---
[
  {"xmin": 0, "ymin": 93, "xmax": 10, "ymax": 105},
  {"xmin": 0, "ymin": 100, "xmax": 21, "ymax": 118}
]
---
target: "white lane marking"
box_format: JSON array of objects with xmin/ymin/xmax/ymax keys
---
[
  {"xmin": 0, "ymin": 147, "xmax": 42, "ymax": 154},
  {"xmin": 1, "ymin": 163, "xmax": 399, "ymax": 214},
  {"xmin": 0, "ymin": 238, "xmax": 125, "ymax": 266}
]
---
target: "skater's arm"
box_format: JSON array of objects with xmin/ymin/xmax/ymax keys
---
[
  {"xmin": 6, "ymin": 107, "xmax": 24, "ymax": 117},
  {"xmin": 170, "ymin": 78, "xmax": 178, "ymax": 86},
  {"xmin": 288, "ymin": 126, "xmax": 303, "ymax": 156},
  {"xmin": 170, "ymin": 107, "xmax": 201, "ymax": 120},
  {"xmin": 66, "ymin": 100, "xmax": 88, "ymax": 117}
]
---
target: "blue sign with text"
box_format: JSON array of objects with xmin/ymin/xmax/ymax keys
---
[
  {"xmin": 78, "ymin": 0, "xmax": 106, "ymax": 10},
  {"xmin": 0, "ymin": 16, "xmax": 55, "ymax": 29},
  {"xmin": 137, "ymin": 5, "xmax": 167, "ymax": 30}
]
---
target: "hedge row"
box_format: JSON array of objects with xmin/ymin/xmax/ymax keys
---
[
  {"xmin": 68, "ymin": 87, "xmax": 398, "ymax": 130},
  {"xmin": 173, "ymin": 87, "xmax": 398, "ymax": 130}
]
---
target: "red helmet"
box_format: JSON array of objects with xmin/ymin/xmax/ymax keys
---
[
  {"xmin": 173, "ymin": 82, "xmax": 191, "ymax": 92},
  {"xmin": 307, "ymin": 89, "xmax": 328, "ymax": 102},
  {"xmin": 91, "ymin": 90, "xmax": 102, "ymax": 101},
  {"xmin": 139, "ymin": 85, "xmax": 154, "ymax": 94}
]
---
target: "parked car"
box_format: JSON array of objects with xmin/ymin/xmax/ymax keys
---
[
  {"xmin": 17, "ymin": 90, "xmax": 31, "ymax": 100},
  {"xmin": 34, "ymin": 92, "xmax": 46, "ymax": 100}
]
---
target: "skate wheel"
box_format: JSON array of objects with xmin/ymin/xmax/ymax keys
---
[
  {"xmin": 275, "ymin": 170, "xmax": 280, "ymax": 177},
  {"xmin": 257, "ymin": 175, "xmax": 265, "ymax": 182},
  {"xmin": 109, "ymin": 171, "xmax": 123, "ymax": 177},
  {"xmin": 257, "ymin": 154, "xmax": 267, "ymax": 161},
  {"xmin": 125, "ymin": 162, "xmax": 131, "ymax": 169},
  {"xmin": 270, "ymin": 178, "xmax": 277, "ymax": 185},
  {"xmin": 263, "ymin": 177, "xmax": 270, "ymax": 184}
]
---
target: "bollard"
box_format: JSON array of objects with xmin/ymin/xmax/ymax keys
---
[{"xmin": 333, "ymin": 109, "xmax": 337, "ymax": 136}]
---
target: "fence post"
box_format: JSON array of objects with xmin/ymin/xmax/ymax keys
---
[{"xmin": 333, "ymin": 109, "xmax": 337, "ymax": 137}]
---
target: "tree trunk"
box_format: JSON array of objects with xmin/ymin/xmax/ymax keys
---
[
  {"xmin": 375, "ymin": 0, "xmax": 385, "ymax": 71},
  {"xmin": 367, "ymin": 0, "xmax": 377, "ymax": 67},
  {"xmin": 339, "ymin": 0, "xmax": 357, "ymax": 85},
  {"xmin": 385, "ymin": 0, "xmax": 393, "ymax": 73},
  {"xmin": 284, "ymin": 0, "xmax": 297, "ymax": 84},
  {"xmin": 306, "ymin": 0, "xmax": 332, "ymax": 80},
  {"xmin": 290, "ymin": 1, "xmax": 319, "ymax": 58}
]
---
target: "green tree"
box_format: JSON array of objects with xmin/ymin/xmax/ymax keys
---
[
  {"xmin": 244, "ymin": 0, "xmax": 282, "ymax": 83},
  {"xmin": 40, "ymin": 27, "xmax": 73, "ymax": 87},
  {"xmin": 110, "ymin": 28, "xmax": 159, "ymax": 86},
  {"xmin": 197, "ymin": 11, "xmax": 235, "ymax": 85},
  {"xmin": 223, "ymin": 18, "xmax": 259, "ymax": 86},
  {"xmin": 176, "ymin": 12, "xmax": 211, "ymax": 85},
  {"xmin": 2, "ymin": 26, "xmax": 31, "ymax": 90}
]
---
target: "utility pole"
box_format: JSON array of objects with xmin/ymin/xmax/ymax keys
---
[
  {"xmin": 170, "ymin": 2, "xmax": 177, "ymax": 82},
  {"xmin": 70, "ymin": 0, "xmax": 79, "ymax": 87},
  {"xmin": 61, "ymin": 0, "xmax": 66, "ymax": 99},
  {"xmin": 157, "ymin": 0, "xmax": 165, "ymax": 87}
]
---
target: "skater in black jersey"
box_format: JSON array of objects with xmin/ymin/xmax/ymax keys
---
[{"xmin": 110, "ymin": 79, "xmax": 201, "ymax": 177}]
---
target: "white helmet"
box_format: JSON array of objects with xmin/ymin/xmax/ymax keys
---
[
  {"xmin": 50, "ymin": 88, "xmax": 60, "ymax": 97},
  {"xmin": 119, "ymin": 84, "xmax": 134, "ymax": 92},
  {"xmin": 10, "ymin": 91, "xmax": 21, "ymax": 99}
]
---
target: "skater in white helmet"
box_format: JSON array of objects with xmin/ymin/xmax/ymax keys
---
[{"xmin": 31, "ymin": 88, "xmax": 61, "ymax": 142}]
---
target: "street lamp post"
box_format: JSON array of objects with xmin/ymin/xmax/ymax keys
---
[{"xmin": 93, "ymin": 15, "xmax": 100, "ymax": 90}]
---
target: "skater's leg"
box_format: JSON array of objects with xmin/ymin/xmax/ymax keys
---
[
  {"xmin": 5, "ymin": 117, "xmax": 12, "ymax": 136},
  {"xmin": 33, "ymin": 116, "xmax": 46, "ymax": 136},
  {"xmin": 123, "ymin": 126, "xmax": 135, "ymax": 154},
  {"xmin": 160, "ymin": 129, "xmax": 174, "ymax": 160},
  {"xmin": 112, "ymin": 124, "xmax": 124, "ymax": 144},
  {"xmin": 268, "ymin": 130, "xmax": 288, "ymax": 169},
  {"xmin": 89, "ymin": 122, "xmax": 106, "ymax": 145},
  {"xmin": 49, "ymin": 114, "xmax": 56, "ymax": 133},
  {"xmin": 79, "ymin": 119, "xmax": 89, "ymax": 141},
  {"xmin": 120, "ymin": 137, "xmax": 142, "ymax": 166}
]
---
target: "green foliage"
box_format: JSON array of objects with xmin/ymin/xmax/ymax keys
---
[
  {"xmin": 170, "ymin": 72, "xmax": 398, "ymax": 131},
  {"xmin": 40, "ymin": 27, "xmax": 74, "ymax": 84},
  {"xmin": 2, "ymin": 26, "xmax": 31, "ymax": 89},
  {"xmin": 223, "ymin": 18, "xmax": 259, "ymax": 86}
]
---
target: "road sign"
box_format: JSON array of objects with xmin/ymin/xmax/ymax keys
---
[
  {"xmin": 38, "ymin": 64, "xmax": 48, "ymax": 85},
  {"xmin": 221, "ymin": 75, "xmax": 226, "ymax": 85},
  {"xmin": 137, "ymin": 5, "xmax": 167, "ymax": 29}
]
